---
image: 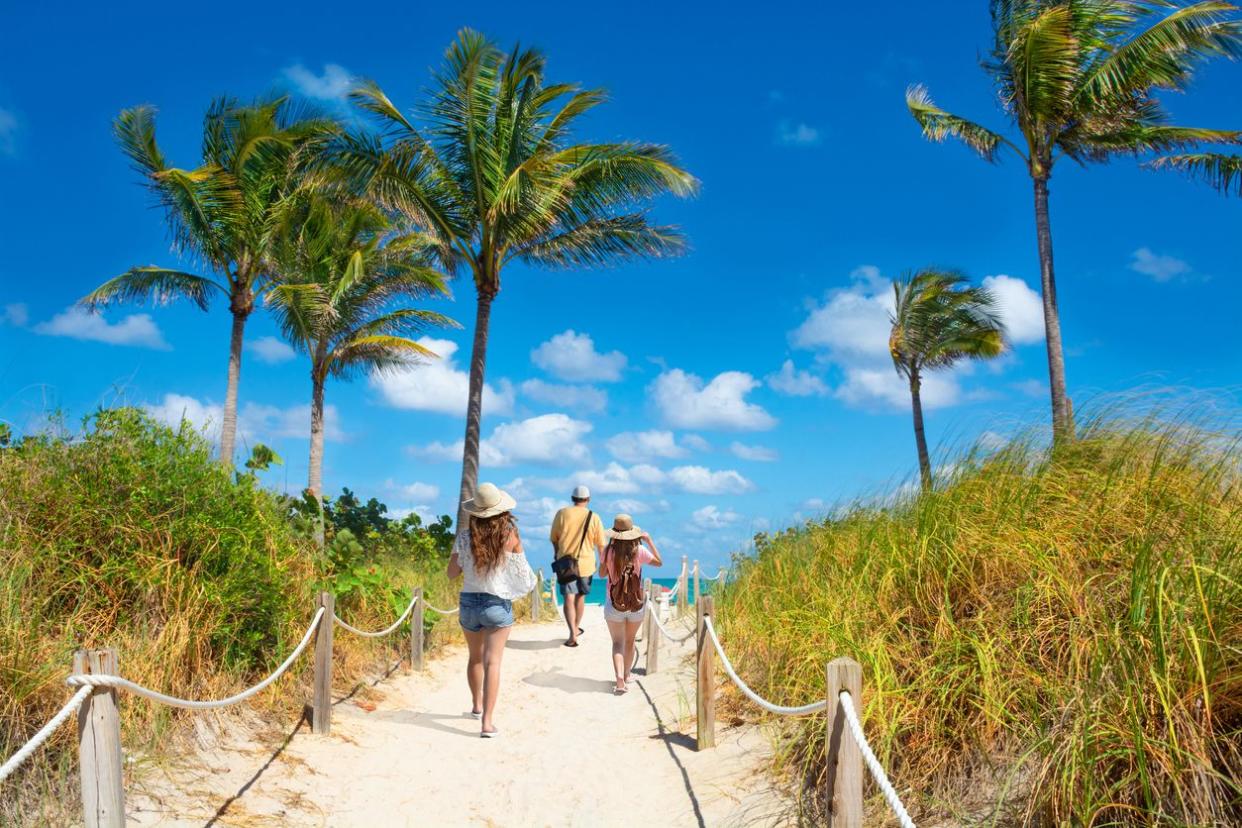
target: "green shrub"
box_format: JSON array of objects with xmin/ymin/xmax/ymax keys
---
[{"xmin": 716, "ymin": 412, "xmax": 1241, "ymax": 826}]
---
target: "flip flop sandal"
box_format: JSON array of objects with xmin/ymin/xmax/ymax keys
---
[
  {"xmin": 468, "ymin": 710, "xmax": 482, "ymax": 719},
  {"xmin": 613, "ymin": 686, "xmax": 628, "ymax": 695},
  {"xmin": 578, "ymin": 627, "xmax": 585, "ymax": 635},
  {"xmin": 564, "ymin": 640, "xmax": 579, "ymax": 647},
  {"xmin": 481, "ymin": 729, "xmax": 500, "ymax": 738}
]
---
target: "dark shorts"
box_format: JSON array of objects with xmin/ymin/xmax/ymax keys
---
[
  {"xmin": 559, "ymin": 575, "xmax": 593, "ymax": 597},
  {"xmin": 458, "ymin": 592, "xmax": 514, "ymax": 632}
]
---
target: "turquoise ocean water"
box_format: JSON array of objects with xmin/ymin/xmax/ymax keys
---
[{"xmin": 544, "ymin": 575, "xmax": 716, "ymax": 606}]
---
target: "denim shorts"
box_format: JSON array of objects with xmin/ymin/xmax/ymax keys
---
[
  {"xmin": 559, "ymin": 575, "xmax": 593, "ymax": 597},
  {"xmin": 458, "ymin": 592, "xmax": 514, "ymax": 632}
]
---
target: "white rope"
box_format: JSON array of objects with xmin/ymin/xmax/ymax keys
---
[
  {"xmin": 702, "ymin": 618, "xmax": 827, "ymax": 716},
  {"xmin": 333, "ymin": 593, "xmax": 419, "ymax": 638},
  {"xmin": 0, "ymin": 686, "xmax": 92, "ymax": 782},
  {"xmin": 65, "ymin": 607, "xmax": 325, "ymax": 710},
  {"xmin": 839, "ymin": 690, "xmax": 917, "ymax": 828},
  {"xmin": 423, "ymin": 601, "xmax": 459, "ymax": 615},
  {"xmin": 709, "ymin": 568, "xmax": 727, "ymax": 581},
  {"xmin": 650, "ymin": 608, "xmax": 696, "ymax": 644}
]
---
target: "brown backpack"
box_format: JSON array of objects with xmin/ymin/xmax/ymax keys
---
[{"xmin": 608, "ymin": 546, "xmax": 645, "ymax": 612}]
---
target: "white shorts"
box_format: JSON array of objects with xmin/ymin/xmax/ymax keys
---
[{"xmin": 603, "ymin": 598, "xmax": 647, "ymax": 624}]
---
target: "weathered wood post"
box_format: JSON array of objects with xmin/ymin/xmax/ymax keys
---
[
  {"xmin": 312, "ymin": 591, "xmax": 334, "ymax": 735},
  {"xmin": 645, "ymin": 582, "xmax": 660, "ymax": 675},
  {"xmin": 826, "ymin": 657, "xmax": 863, "ymax": 828},
  {"xmin": 678, "ymin": 556, "xmax": 689, "ymax": 617},
  {"xmin": 531, "ymin": 571, "xmax": 543, "ymax": 622},
  {"xmin": 693, "ymin": 559, "xmax": 701, "ymax": 607},
  {"xmin": 410, "ymin": 586, "xmax": 425, "ymax": 673},
  {"xmin": 696, "ymin": 595, "xmax": 716, "ymax": 751},
  {"xmin": 76, "ymin": 649, "xmax": 124, "ymax": 828}
]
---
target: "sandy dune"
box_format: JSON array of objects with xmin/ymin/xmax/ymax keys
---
[{"xmin": 127, "ymin": 605, "xmax": 790, "ymax": 827}]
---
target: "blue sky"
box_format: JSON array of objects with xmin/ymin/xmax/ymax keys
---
[{"xmin": 1, "ymin": 2, "xmax": 1240, "ymax": 571}]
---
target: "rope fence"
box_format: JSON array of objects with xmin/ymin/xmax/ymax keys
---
[{"xmin": 0, "ymin": 686, "xmax": 92, "ymax": 782}]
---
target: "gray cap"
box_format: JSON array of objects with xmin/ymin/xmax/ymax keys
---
[{"xmin": 572, "ymin": 485, "xmax": 590, "ymax": 500}]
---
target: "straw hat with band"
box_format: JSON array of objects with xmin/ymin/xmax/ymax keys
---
[
  {"xmin": 462, "ymin": 482, "xmax": 516, "ymax": 518},
  {"xmin": 608, "ymin": 513, "xmax": 644, "ymax": 541}
]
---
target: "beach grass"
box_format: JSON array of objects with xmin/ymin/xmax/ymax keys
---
[{"xmin": 713, "ymin": 404, "xmax": 1241, "ymax": 825}]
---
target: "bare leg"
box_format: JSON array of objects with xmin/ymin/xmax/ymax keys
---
[
  {"xmin": 574, "ymin": 595, "xmax": 587, "ymax": 634},
  {"xmin": 563, "ymin": 590, "xmax": 578, "ymax": 644},
  {"xmin": 622, "ymin": 619, "xmax": 643, "ymax": 682},
  {"xmin": 607, "ymin": 619, "xmax": 627, "ymax": 691},
  {"xmin": 463, "ymin": 629, "xmax": 485, "ymax": 714},
  {"xmin": 480, "ymin": 625, "xmax": 512, "ymax": 733}
]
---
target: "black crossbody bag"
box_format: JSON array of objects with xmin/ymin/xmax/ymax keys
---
[{"xmin": 552, "ymin": 510, "xmax": 593, "ymax": 585}]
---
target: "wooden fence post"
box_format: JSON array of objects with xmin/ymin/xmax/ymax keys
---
[
  {"xmin": 826, "ymin": 657, "xmax": 863, "ymax": 828},
  {"xmin": 645, "ymin": 582, "xmax": 660, "ymax": 675},
  {"xmin": 678, "ymin": 556, "xmax": 689, "ymax": 617},
  {"xmin": 531, "ymin": 571, "xmax": 542, "ymax": 622},
  {"xmin": 693, "ymin": 559, "xmax": 701, "ymax": 607},
  {"xmin": 312, "ymin": 591, "xmax": 334, "ymax": 735},
  {"xmin": 696, "ymin": 595, "xmax": 716, "ymax": 751},
  {"xmin": 76, "ymin": 649, "xmax": 124, "ymax": 828},
  {"xmin": 410, "ymin": 587, "xmax": 425, "ymax": 673}
]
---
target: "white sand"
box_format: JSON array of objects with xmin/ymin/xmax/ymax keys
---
[{"xmin": 127, "ymin": 605, "xmax": 791, "ymax": 826}]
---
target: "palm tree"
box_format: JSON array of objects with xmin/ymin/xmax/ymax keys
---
[
  {"xmin": 83, "ymin": 97, "xmax": 338, "ymax": 466},
  {"xmin": 265, "ymin": 194, "xmax": 455, "ymax": 498},
  {"xmin": 339, "ymin": 29, "xmax": 699, "ymax": 531},
  {"xmin": 906, "ymin": 0, "xmax": 1242, "ymax": 441},
  {"xmin": 889, "ymin": 270, "xmax": 1006, "ymax": 489},
  {"xmin": 1151, "ymin": 152, "xmax": 1242, "ymax": 194}
]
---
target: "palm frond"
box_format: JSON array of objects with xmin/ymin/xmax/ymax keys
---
[
  {"xmin": 81, "ymin": 267, "xmax": 225, "ymax": 310},
  {"xmin": 906, "ymin": 85, "xmax": 1020, "ymax": 162},
  {"xmin": 518, "ymin": 215, "xmax": 687, "ymax": 268},
  {"xmin": 1150, "ymin": 152, "xmax": 1242, "ymax": 195}
]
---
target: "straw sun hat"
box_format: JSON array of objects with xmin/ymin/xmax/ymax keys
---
[
  {"xmin": 462, "ymin": 482, "xmax": 516, "ymax": 518},
  {"xmin": 608, "ymin": 513, "xmax": 644, "ymax": 541}
]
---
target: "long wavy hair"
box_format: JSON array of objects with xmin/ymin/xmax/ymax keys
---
[
  {"xmin": 469, "ymin": 512, "xmax": 517, "ymax": 573},
  {"xmin": 606, "ymin": 537, "xmax": 641, "ymax": 578}
]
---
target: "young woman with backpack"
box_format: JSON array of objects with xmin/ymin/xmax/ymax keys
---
[{"xmin": 601, "ymin": 514, "xmax": 663, "ymax": 694}]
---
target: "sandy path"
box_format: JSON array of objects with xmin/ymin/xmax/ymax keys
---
[{"xmin": 128, "ymin": 605, "xmax": 789, "ymax": 827}]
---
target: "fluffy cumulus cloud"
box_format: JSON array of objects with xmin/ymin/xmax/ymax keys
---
[
  {"xmin": 667, "ymin": 465, "xmax": 755, "ymax": 495},
  {"xmin": 689, "ymin": 505, "xmax": 742, "ymax": 530},
  {"xmin": 247, "ymin": 335, "xmax": 296, "ymax": 364},
  {"xmin": 530, "ymin": 330, "xmax": 627, "ymax": 382},
  {"xmin": 1129, "ymin": 247, "xmax": 1192, "ymax": 282},
  {"xmin": 766, "ymin": 359, "xmax": 828, "ymax": 396},
  {"xmin": 981, "ymin": 274, "xmax": 1044, "ymax": 344},
  {"xmin": 605, "ymin": 429, "xmax": 690, "ymax": 463},
  {"xmin": 730, "ymin": 441, "xmax": 778, "ymax": 462},
  {"xmin": 392, "ymin": 481, "xmax": 440, "ymax": 502},
  {"xmin": 649, "ymin": 369, "xmax": 776, "ymax": 431},
  {"xmin": 1, "ymin": 303, "xmax": 28, "ymax": 326},
  {"xmin": 34, "ymin": 306, "xmax": 169, "ymax": 350},
  {"xmin": 282, "ymin": 63, "xmax": 354, "ymax": 100},
  {"xmin": 370, "ymin": 337, "xmax": 515, "ymax": 416},
  {"xmin": 144, "ymin": 393, "xmax": 344, "ymax": 442},
  {"xmin": 792, "ymin": 266, "xmax": 1043, "ymax": 410},
  {"xmin": 520, "ymin": 379, "xmax": 607, "ymax": 414},
  {"xmin": 411, "ymin": 413, "xmax": 591, "ymax": 468}
]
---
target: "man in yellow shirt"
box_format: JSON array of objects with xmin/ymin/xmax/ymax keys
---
[{"xmin": 549, "ymin": 485, "xmax": 605, "ymax": 647}]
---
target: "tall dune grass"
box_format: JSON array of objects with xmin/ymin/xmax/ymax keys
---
[
  {"xmin": 715, "ymin": 408, "xmax": 1241, "ymax": 825},
  {"xmin": 0, "ymin": 409, "xmax": 457, "ymax": 824}
]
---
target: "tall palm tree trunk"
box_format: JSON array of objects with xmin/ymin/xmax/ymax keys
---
[
  {"xmin": 220, "ymin": 306, "xmax": 250, "ymax": 467},
  {"xmin": 308, "ymin": 370, "xmax": 326, "ymax": 498},
  {"xmin": 909, "ymin": 372, "xmax": 932, "ymax": 490},
  {"xmin": 1032, "ymin": 175, "xmax": 1072, "ymax": 441},
  {"xmin": 455, "ymin": 290, "xmax": 494, "ymax": 534}
]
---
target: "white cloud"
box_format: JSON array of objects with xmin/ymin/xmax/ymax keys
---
[
  {"xmin": 247, "ymin": 336, "xmax": 296, "ymax": 364},
  {"xmin": 34, "ymin": 306, "xmax": 169, "ymax": 350},
  {"xmin": 1, "ymin": 303, "xmax": 28, "ymax": 326},
  {"xmin": 667, "ymin": 465, "xmax": 755, "ymax": 495},
  {"xmin": 391, "ymin": 480, "xmax": 440, "ymax": 502},
  {"xmin": 690, "ymin": 505, "xmax": 742, "ymax": 530},
  {"xmin": 0, "ymin": 107, "xmax": 17, "ymax": 155},
  {"xmin": 144, "ymin": 393, "xmax": 343, "ymax": 442},
  {"xmin": 411, "ymin": 413, "xmax": 591, "ymax": 468},
  {"xmin": 791, "ymin": 265, "xmax": 893, "ymax": 358},
  {"xmin": 1012, "ymin": 378, "xmax": 1046, "ymax": 398},
  {"xmin": 520, "ymin": 379, "xmax": 607, "ymax": 414},
  {"xmin": 767, "ymin": 359, "xmax": 828, "ymax": 396},
  {"xmin": 1129, "ymin": 247, "xmax": 1192, "ymax": 283},
  {"xmin": 607, "ymin": 498, "xmax": 670, "ymax": 515},
  {"xmin": 605, "ymin": 430, "xmax": 689, "ymax": 463},
  {"xmin": 981, "ymin": 274, "xmax": 1043, "ymax": 344},
  {"xmin": 370, "ymin": 336, "xmax": 515, "ymax": 416},
  {"xmin": 680, "ymin": 434, "xmax": 711, "ymax": 452},
  {"xmin": 649, "ymin": 369, "xmax": 776, "ymax": 431},
  {"xmin": 977, "ymin": 430, "xmax": 1007, "ymax": 451},
  {"xmin": 776, "ymin": 121, "xmax": 822, "ymax": 147},
  {"xmin": 531, "ymin": 330, "xmax": 627, "ymax": 382},
  {"xmin": 730, "ymin": 441, "xmax": 778, "ymax": 462},
  {"xmin": 282, "ymin": 63, "xmax": 354, "ymax": 101}
]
